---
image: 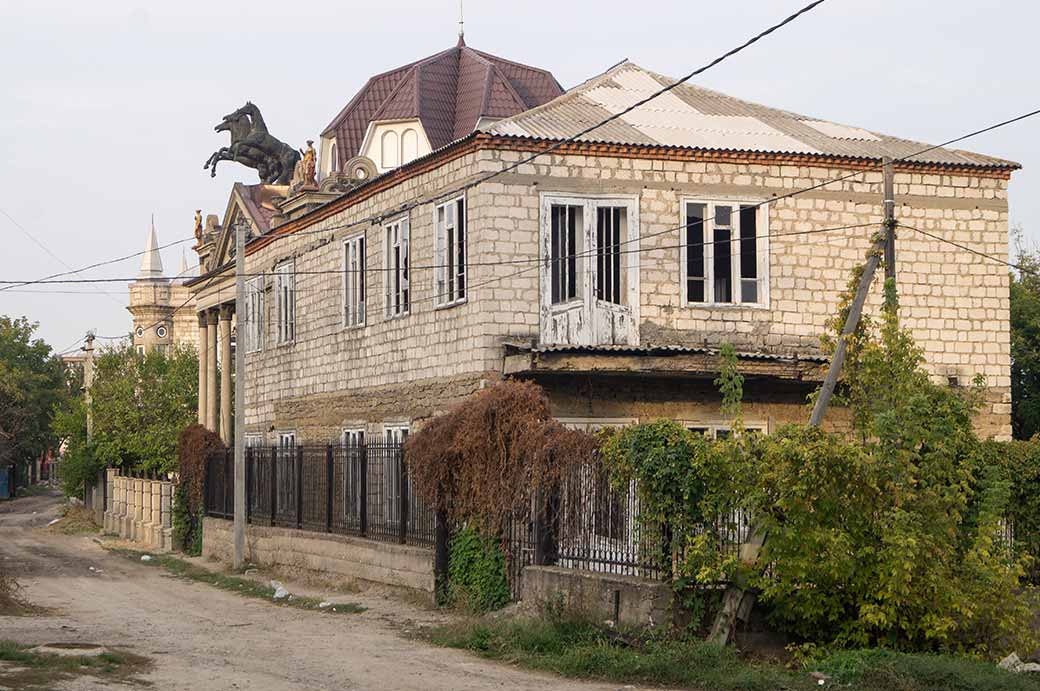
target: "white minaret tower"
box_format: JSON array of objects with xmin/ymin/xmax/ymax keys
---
[{"xmin": 138, "ymin": 214, "xmax": 164, "ymax": 280}]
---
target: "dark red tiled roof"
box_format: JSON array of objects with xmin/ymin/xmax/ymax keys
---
[{"xmin": 322, "ymin": 39, "xmax": 563, "ymax": 166}]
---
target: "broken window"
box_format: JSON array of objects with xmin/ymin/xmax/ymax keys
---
[
  {"xmin": 435, "ymin": 196, "xmax": 467, "ymax": 306},
  {"xmin": 343, "ymin": 235, "xmax": 366, "ymax": 327},
  {"xmin": 384, "ymin": 217, "xmax": 409, "ymax": 318},
  {"xmin": 596, "ymin": 206, "xmax": 625, "ymax": 305},
  {"xmin": 550, "ymin": 204, "xmax": 583, "ymax": 304},
  {"xmin": 274, "ymin": 260, "xmax": 295, "ymax": 344}
]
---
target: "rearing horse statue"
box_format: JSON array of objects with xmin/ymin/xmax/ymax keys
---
[{"xmin": 204, "ymin": 102, "xmax": 301, "ymax": 185}]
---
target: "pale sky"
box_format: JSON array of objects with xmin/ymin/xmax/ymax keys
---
[{"xmin": 1, "ymin": 0, "xmax": 1036, "ymax": 354}]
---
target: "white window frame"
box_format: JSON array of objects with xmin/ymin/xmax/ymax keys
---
[
  {"xmin": 383, "ymin": 217, "xmax": 410, "ymax": 319},
  {"xmin": 274, "ymin": 260, "xmax": 296, "ymax": 344},
  {"xmin": 244, "ymin": 276, "xmax": 265, "ymax": 353},
  {"xmin": 556, "ymin": 417, "xmax": 638, "ymax": 432},
  {"xmin": 681, "ymin": 198, "xmax": 769, "ymax": 308},
  {"xmin": 433, "ymin": 195, "xmax": 467, "ymax": 307},
  {"xmin": 244, "ymin": 433, "xmax": 264, "ymax": 448},
  {"xmin": 382, "ymin": 423, "xmax": 409, "ymax": 444},
  {"xmin": 343, "ymin": 234, "xmax": 366, "ymax": 328},
  {"xmin": 341, "ymin": 428, "xmax": 366, "ymax": 447},
  {"xmin": 683, "ymin": 421, "xmax": 769, "ymax": 438},
  {"xmin": 277, "ymin": 431, "xmax": 296, "ymax": 448}
]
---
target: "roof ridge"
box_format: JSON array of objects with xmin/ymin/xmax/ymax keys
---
[
  {"xmin": 486, "ymin": 63, "xmax": 529, "ymax": 114},
  {"xmin": 481, "ymin": 59, "xmax": 633, "ymax": 133}
]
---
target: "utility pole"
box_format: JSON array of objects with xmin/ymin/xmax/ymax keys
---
[
  {"xmin": 883, "ymin": 157, "xmax": 896, "ymax": 283},
  {"xmin": 233, "ymin": 220, "xmax": 246, "ymax": 570},
  {"xmin": 83, "ymin": 331, "xmax": 95, "ymax": 442},
  {"xmin": 712, "ymin": 159, "xmax": 897, "ymax": 645},
  {"xmin": 809, "ymin": 160, "xmax": 895, "ymax": 428}
]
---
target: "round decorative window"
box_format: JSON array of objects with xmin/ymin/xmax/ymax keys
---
[
  {"xmin": 156, "ymin": 325, "xmax": 168, "ymax": 339},
  {"xmin": 355, "ymin": 167, "xmax": 368, "ymax": 179},
  {"xmin": 135, "ymin": 327, "xmax": 144, "ymax": 337}
]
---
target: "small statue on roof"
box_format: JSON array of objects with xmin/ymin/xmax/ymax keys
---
[
  {"xmin": 289, "ymin": 140, "xmax": 318, "ymax": 193},
  {"xmin": 193, "ymin": 210, "xmax": 203, "ymax": 241}
]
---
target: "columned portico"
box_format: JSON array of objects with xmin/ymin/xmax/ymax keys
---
[
  {"xmin": 219, "ymin": 305, "xmax": 233, "ymax": 443},
  {"xmin": 206, "ymin": 310, "xmax": 219, "ymax": 433}
]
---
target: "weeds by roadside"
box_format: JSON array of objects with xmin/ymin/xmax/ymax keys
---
[
  {"xmin": 44, "ymin": 505, "xmax": 99, "ymax": 535},
  {"xmin": 0, "ymin": 640, "xmax": 151, "ymax": 690},
  {"xmin": 425, "ymin": 615, "xmax": 1040, "ymax": 691},
  {"xmin": 0, "ymin": 567, "xmax": 40, "ymax": 617},
  {"xmin": 108, "ymin": 548, "xmax": 366, "ymax": 615}
]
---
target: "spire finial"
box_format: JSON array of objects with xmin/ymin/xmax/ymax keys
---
[
  {"xmin": 457, "ymin": 0, "xmax": 465, "ymax": 45},
  {"xmin": 139, "ymin": 214, "xmax": 164, "ymax": 279}
]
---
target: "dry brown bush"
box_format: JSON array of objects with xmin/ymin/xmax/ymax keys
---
[
  {"xmin": 406, "ymin": 380, "xmax": 598, "ymax": 533},
  {"xmin": 175, "ymin": 424, "xmax": 224, "ymax": 514}
]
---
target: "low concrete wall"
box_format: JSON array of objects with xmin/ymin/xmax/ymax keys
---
[
  {"xmin": 202, "ymin": 517, "xmax": 434, "ymax": 597},
  {"xmin": 522, "ymin": 565, "xmax": 672, "ymax": 629},
  {"xmin": 103, "ymin": 469, "xmax": 175, "ymax": 552}
]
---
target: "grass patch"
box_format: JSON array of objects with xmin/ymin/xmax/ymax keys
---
[
  {"xmin": 45, "ymin": 505, "xmax": 99, "ymax": 535},
  {"xmin": 425, "ymin": 615, "xmax": 1040, "ymax": 691},
  {"xmin": 426, "ymin": 615, "xmax": 811, "ymax": 691},
  {"xmin": 0, "ymin": 640, "xmax": 151, "ymax": 689},
  {"xmin": 813, "ymin": 649, "xmax": 1040, "ymax": 691},
  {"xmin": 110, "ymin": 549, "xmax": 366, "ymax": 615}
]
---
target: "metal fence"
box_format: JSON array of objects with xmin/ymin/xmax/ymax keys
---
[
  {"xmin": 503, "ymin": 462, "xmax": 753, "ymax": 598},
  {"xmin": 204, "ymin": 442, "xmax": 436, "ymax": 548}
]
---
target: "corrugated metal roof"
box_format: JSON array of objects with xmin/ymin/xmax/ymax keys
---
[
  {"xmin": 507, "ymin": 341, "xmax": 828, "ymax": 364},
  {"xmin": 483, "ymin": 62, "xmax": 1018, "ymax": 170}
]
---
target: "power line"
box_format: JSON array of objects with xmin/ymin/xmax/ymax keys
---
[
  {"xmin": 0, "ymin": 220, "xmax": 876, "ymax": 286},
  {"xmin": 0, "ymin": 236, "xmax": 197, "ymax": 292},
  {"xmin": 897, "ymin": 222, "xmax": 1038, "ymax": 277},
  {"xmin": 229, "ymin": 0, "xmax": 832, "ymax": 248}
]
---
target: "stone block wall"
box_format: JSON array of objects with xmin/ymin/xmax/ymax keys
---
[
  {"xmin": 238, "ymin": 143, "xmax": 1012, "ymax": 441},
  {"xmin": 103, "ymin": 468, "xmax": 175, "ymax": 552},
  {"xmin": 201, "ymin": 517, "xmax": 435, "ymax": 598},
  {"xmin": 522, "ymin": 565, "xmax": 672, "ymax": 630}
]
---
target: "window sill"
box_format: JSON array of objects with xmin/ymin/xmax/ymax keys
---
[
  {"xmin": 683, "ymin": 302, "xmax": 771, "ymax": 311},
  {"xmin": 384, "ymin": 312, "xmax": 411, "ymax": 322},
  {"xmin": 434, "ymin": 297, "xmax": 468, "ymax": 311},
  {"xmin": 340, "ymin": 323, "xmax": 366, "ymax": 332}
]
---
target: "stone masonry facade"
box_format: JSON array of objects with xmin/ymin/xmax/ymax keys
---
[{"xmin": 237, "ymin": 141, "xmax": 1012, "ymax": 442}]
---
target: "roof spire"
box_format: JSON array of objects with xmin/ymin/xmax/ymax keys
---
[
  {"xmin": 138, "ymin": 214, "xmax": 164, "ymax": 279},
  {"xmin": 457, "ymin": 0, "xmax": 465, "ymax": 46}
]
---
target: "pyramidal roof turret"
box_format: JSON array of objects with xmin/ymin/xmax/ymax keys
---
[
  {"xmin": 138, "ymin": 215, "xmax": 164, "ymax": 280},
  {"xmin": 321, "ymin": 36, "xmax": 563, "ymax": 166}
]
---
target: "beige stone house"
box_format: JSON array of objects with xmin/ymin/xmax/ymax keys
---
[{"xmin": 191, "ymin": 58, "xmax": 1016, "ymax": 448}]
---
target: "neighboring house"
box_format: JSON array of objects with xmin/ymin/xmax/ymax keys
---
[
  {"xmin": 127, "ymin": 217, "xmax": 198, "ymax": 354},
  {"xmin": 190, "ymin": 57, "xmax": 1016, "ymax": 448}
]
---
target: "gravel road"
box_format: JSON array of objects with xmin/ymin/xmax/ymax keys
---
[{"xmin": 0, "ymin": 492, "xmax": 634, "ymax": 691}]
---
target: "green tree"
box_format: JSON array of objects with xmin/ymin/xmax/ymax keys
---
[
  {"xmin": 1010, "ymin": 242, "xmax": 1040, "ymax": 439},
  {"xmin": 54, "ymin": 344, "xmax": 199, "ymax": 491},
  {"xmin": 0, "ymin": 316, "xmax": 66, "ymax": 474}
]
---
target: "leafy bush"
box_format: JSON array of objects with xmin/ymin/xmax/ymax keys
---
[
  {"xmin": 51, "ymin": 396, "xmax": 103, "ymax": 498},
  {"xmin": 447, "ymin": 525, "xmax": 510, "ymax": 612}
]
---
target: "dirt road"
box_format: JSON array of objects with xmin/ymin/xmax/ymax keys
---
[{"xmin": 0, "ymin": 493, "xmax": 629, "ymax": 691}]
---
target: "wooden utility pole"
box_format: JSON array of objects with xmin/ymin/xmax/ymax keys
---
[
  {"xmin": 232, "ymin": 220, "xmax": 246, "ymax": 570},
  {"xmin": 810, "ymin": 159, "xmax": 895, "ymax": 428},
  {"xmin": 711, "ymin": 160, "xmax": 897, "ymax": 645},
  {"xmin": 883, "ymin": 157, "xmax": 896, "ymax": 282}
]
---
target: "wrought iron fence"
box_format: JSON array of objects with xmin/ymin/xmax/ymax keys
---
[
  {"xmin": 203, "ymin": 442, "xmax": 435, "ymax": 548},
  {"xmin": 503, "ymin": 461, "xmax": 753, "ymax": 599}
]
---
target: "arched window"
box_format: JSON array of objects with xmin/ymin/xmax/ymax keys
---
[
  {"xmin": 401, "ymin": 129, "xmax": 418, "ymax": 163},
  {"xmin": 327, "ymin": 141, "xmax": 338, "ymax": 174},
  {"xmin": 381, "ymin": 131, "xmax": 399, "ymax": 169}
]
